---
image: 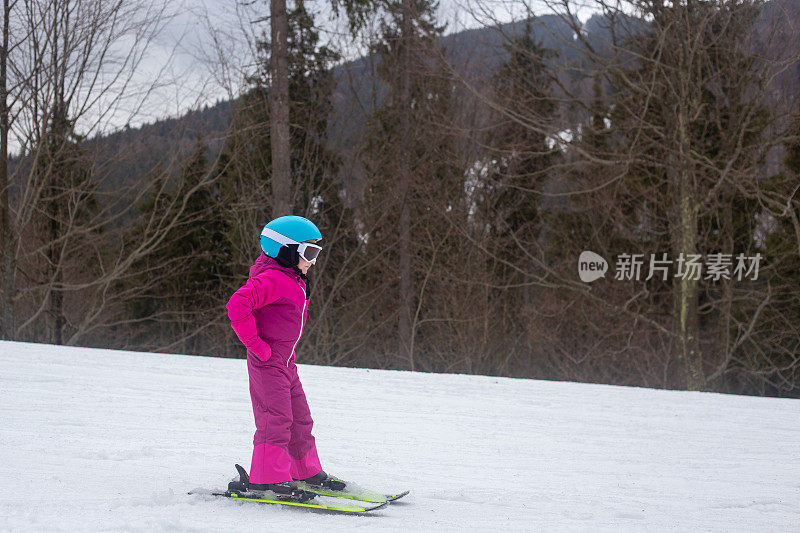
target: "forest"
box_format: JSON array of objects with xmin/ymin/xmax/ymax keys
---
[{"xmin": 1, "ymin": 0, "xmax": 799, "ymax": 397}]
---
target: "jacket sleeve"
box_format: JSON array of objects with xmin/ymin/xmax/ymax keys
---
[{"xmin": 226, "ymin": 273, "xmax": 278, "ymax": 361}]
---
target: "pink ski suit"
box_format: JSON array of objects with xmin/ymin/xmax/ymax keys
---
[{"xmin": 226, "ymin": 253, "xmax": 322, "ymax": 484}]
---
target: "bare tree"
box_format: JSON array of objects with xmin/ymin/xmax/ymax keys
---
[
  {"xmin": 2, "ymin": 0, "xmax": 202, "ymax": 345},
  {"xmin": 449, "ymin": 0, "xmax": 800, "ymax": 392},
  {"xmin": 268, "ymin": 0, "xmax": 292, "ymax": 216},
  {"xmin": 0, "ymin": 0, "xmax": 12, "ymax": 339}
]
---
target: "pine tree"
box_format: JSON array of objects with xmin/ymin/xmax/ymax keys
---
[
  {"xmin": 33, "ymin": 101, "xmax": 100, "ymax": 345},
  {"xmin": 360, "ymin": 0, "xmax": 465, "ymax": 370},
  {"xmin": 749, "ymin": 109, "xmax": 800, "ymax": 395},
  {"xmin": 485, "ymin": 27, "xmax": 558, "ymax": 249},
  {"xmin": 215, "ymin": 1, "xmax": 361, "ymax": 363},
  {"xmin": 126, "ymin": 136, "xmax": 231, "ymax": 354},
  {"xmin": 467, "ymin": 26, "xmax": 560, "ymax": 371}
]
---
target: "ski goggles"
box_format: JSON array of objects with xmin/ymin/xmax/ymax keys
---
[{"xmin": 261, "ymin": 227, "xmax": 323, "ymax": 263}]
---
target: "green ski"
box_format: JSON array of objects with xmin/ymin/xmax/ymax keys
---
[
  {"xmin": 293, "ymin": 481, "xmax": 409, "ymax": 503},
  {"xmin": 189, "ymin": 464, "xmax": 392, "ymax": 513},
  {"xmin": 189, "ymin": 488, "xmax": 387, "ymax": 513}
]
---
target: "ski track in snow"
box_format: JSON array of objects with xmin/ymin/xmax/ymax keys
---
[{"xmin": 1, "ymin": 340, "xmax": 799, "ymax": 532}]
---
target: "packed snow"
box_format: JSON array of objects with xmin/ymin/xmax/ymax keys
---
[{"xmin": 1, "ymin": 340, "xmax": 798, "ymax": 531}]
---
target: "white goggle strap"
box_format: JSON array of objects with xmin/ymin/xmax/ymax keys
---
[{"xmin": 261, "ymin": 227, "xmax": 320, "ymax": 263}]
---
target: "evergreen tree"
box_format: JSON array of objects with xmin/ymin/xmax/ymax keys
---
[
  {"xmin": 33, "ymin": 101, "xmax": 100, "ymax": 345},
  {"xmin": 360, "ymin": 0, "xmax": 466, "ymax": 370},
  {"xmin": 750, "ymin": 109, "xmax": 800, "ymax": 395},
  {"xmin": 126, "ymin": 136, "xmax": 232, "ymax": 354},
  {"xmin": 218, "ymin": 0, "xmax": 342, "ymax": 239},
  {"xmin": 469, "ymin": 27, "xmax": 561, "ymax": 371},
  {"xmin": 216, "ymin": 1, "xmax": 361, "ymax": 363}
]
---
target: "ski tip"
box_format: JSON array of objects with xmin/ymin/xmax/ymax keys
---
[
  {"xmin": 387, "ymin": 490, "xmax": 410, "ymax": 502},
  {"xmin": 366, "ymin": 501, "xmax": 389, "ymax": 512}
]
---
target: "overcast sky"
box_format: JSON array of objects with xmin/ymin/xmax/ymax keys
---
[
  {"xmin": 133, "ymin": 0, "xmax": 579, "ymax": 122},
  {"xmin": 7, "ymin": 0, "xmax": 592, "ymax": 149}
]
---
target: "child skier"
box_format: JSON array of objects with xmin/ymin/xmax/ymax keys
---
[{"xmin": 226, "ymin": 215, "xmax": 345, "ymax": 495}]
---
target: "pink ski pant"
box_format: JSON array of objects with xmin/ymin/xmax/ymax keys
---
[{"xmin": 247, "ymin": 356, "xmax": 322, "ymax": 484}]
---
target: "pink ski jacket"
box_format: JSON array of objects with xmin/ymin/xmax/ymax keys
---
[{"xmin": 226, "ymin": 254, "xmax": 309, "ymax": 366}]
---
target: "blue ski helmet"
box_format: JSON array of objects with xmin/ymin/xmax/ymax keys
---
[{"xmin": 260, "ymin": 215, "xmax": 323, "ymax": 259}]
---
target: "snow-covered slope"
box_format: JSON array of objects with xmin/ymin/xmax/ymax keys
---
[{"xmin": 1, "ymin": 341, "xmax": 798, "ymax": 532}]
